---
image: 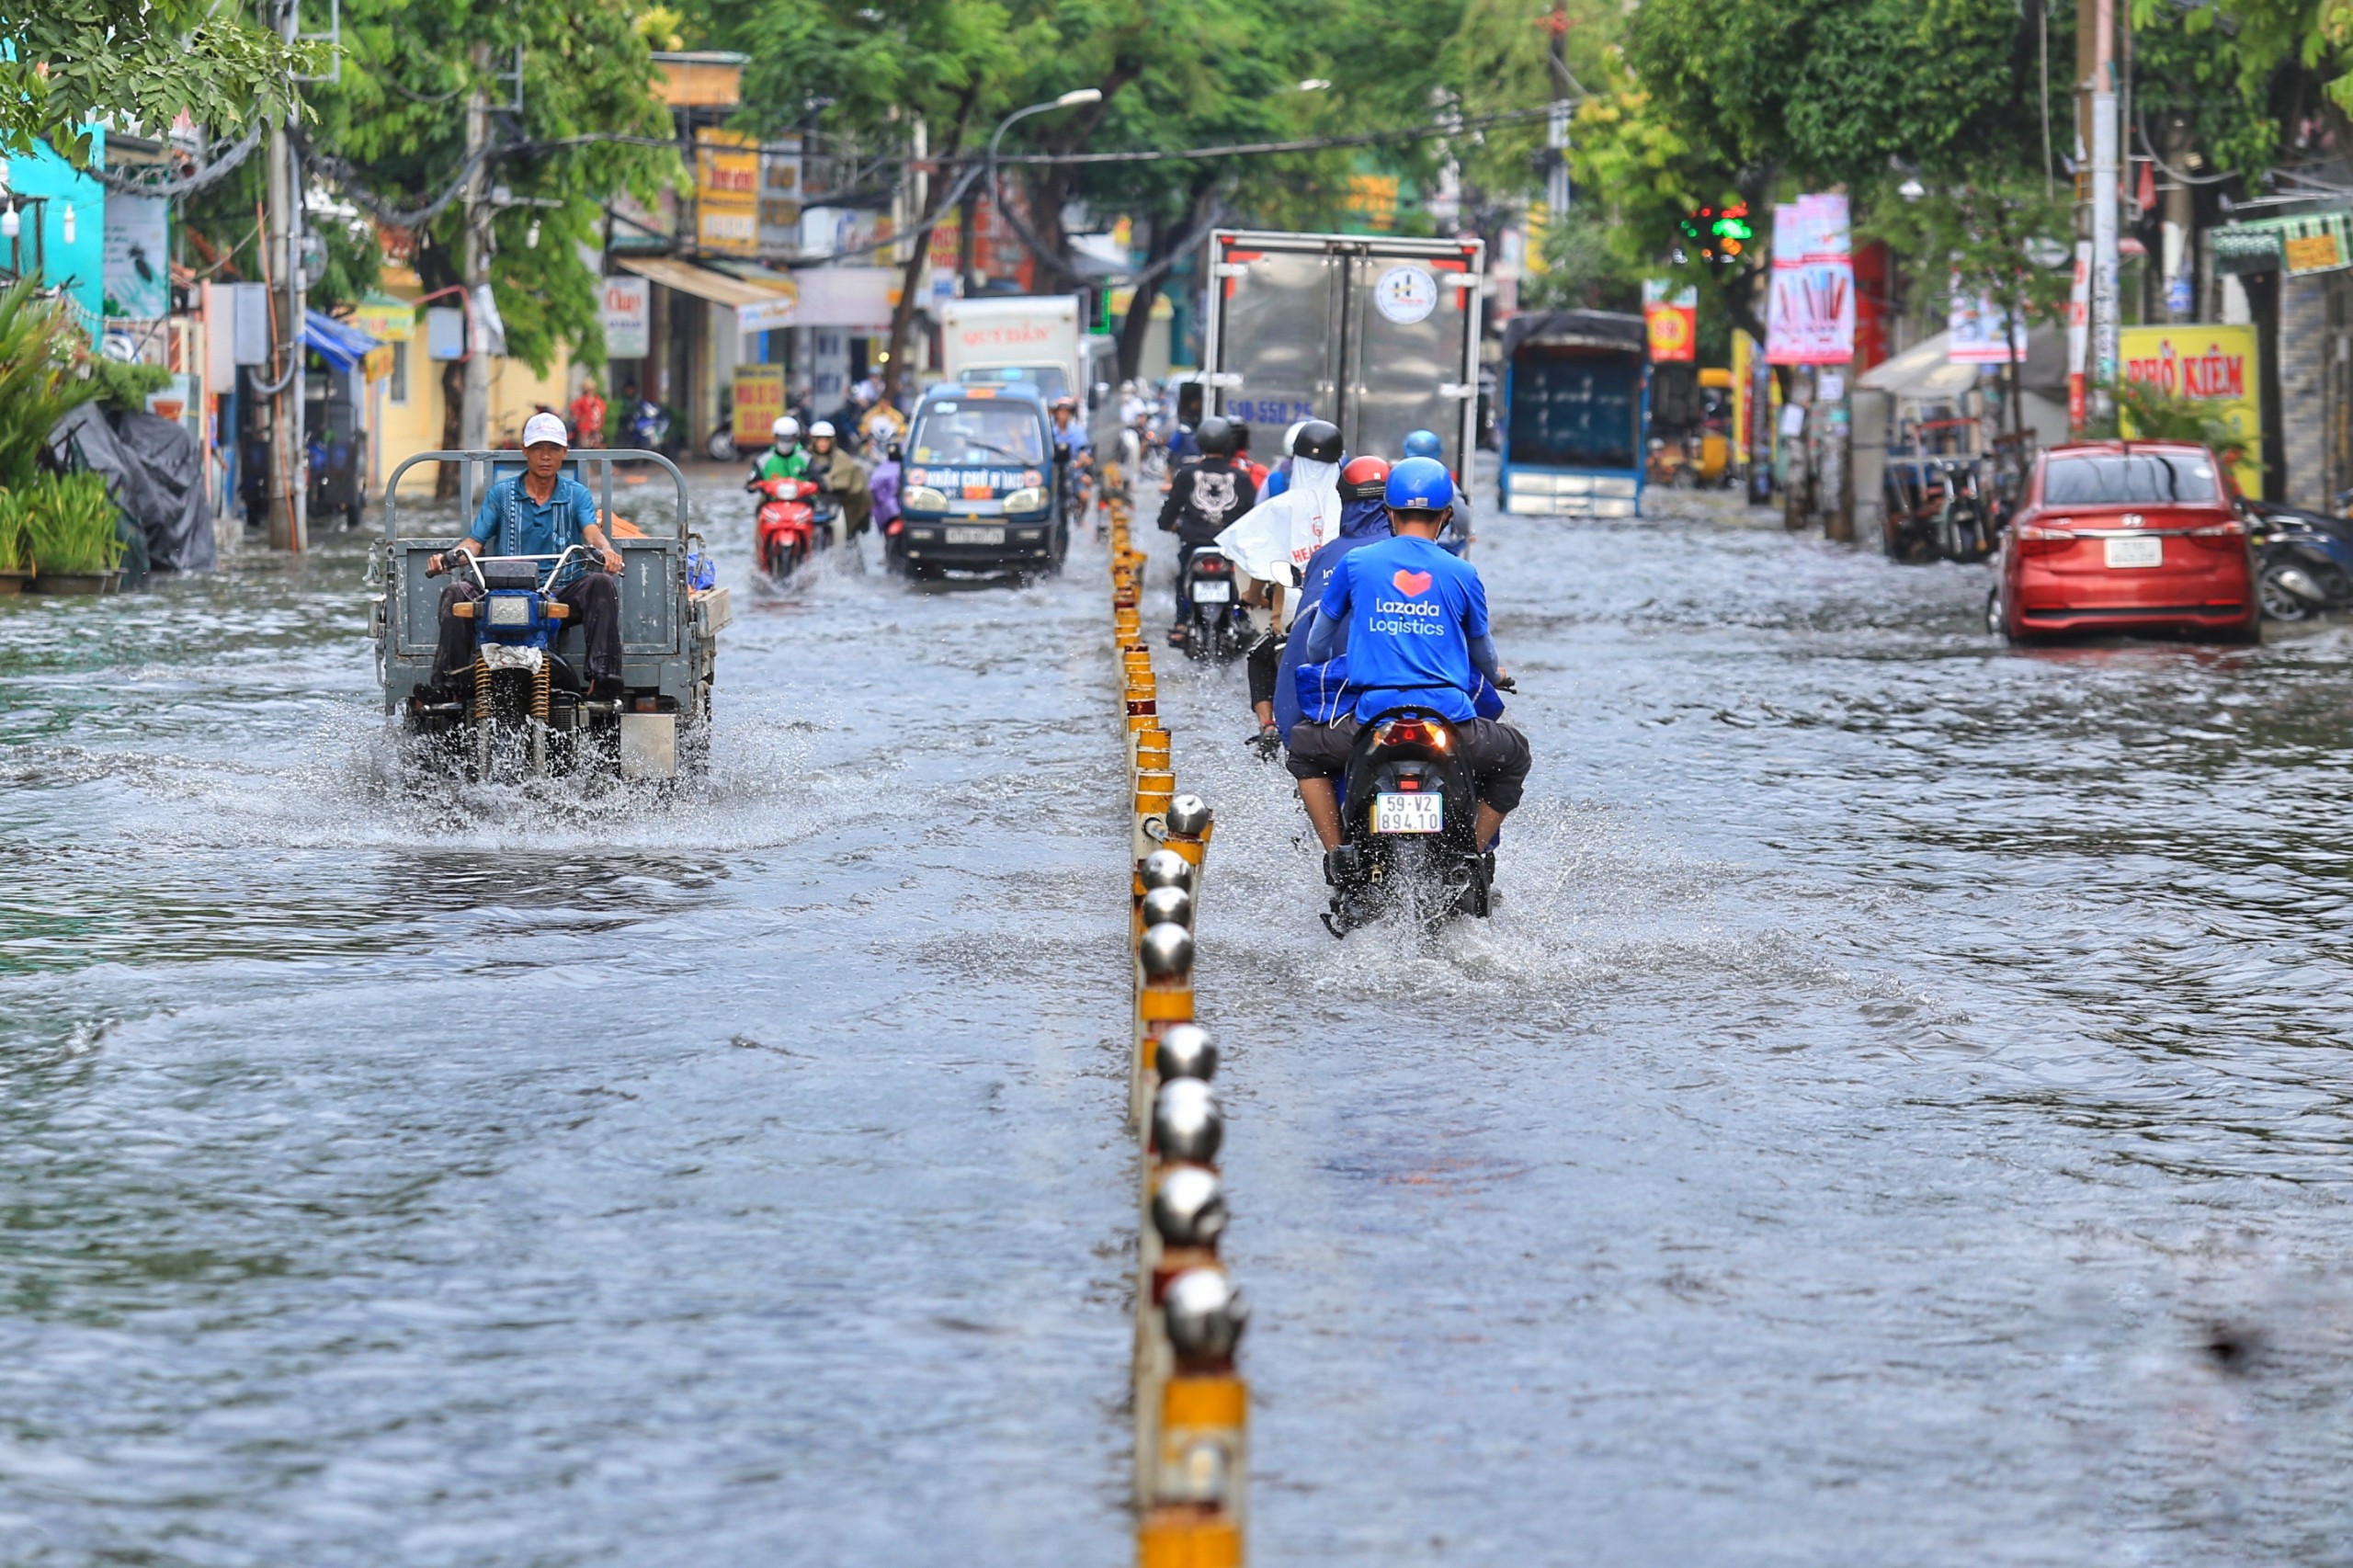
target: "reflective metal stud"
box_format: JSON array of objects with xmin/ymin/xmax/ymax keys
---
[
  {"xmin": 1139, "ymin": 922, "xmax": 1194, "ymax": 979},
  {"xmin": 1164, "ymin": 1267, "xmax": 1248, "ymax": 1361},
  {"xmin": 1154, "ymin": 1023, "xmax": 1217, "ymax": 1082},
  {"xmin": 1153, "ymin": 1078, "xmax": 1222, "ymax": 1164},
  {"xmin": 1153, "ymin": 1165, "xmax": 1229, "ymax": 1247},
  {"xmin": 1140, "ymin": 884, "xmax": 1194, "ymax": 929}
]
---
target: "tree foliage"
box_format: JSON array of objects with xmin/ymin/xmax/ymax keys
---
[{"xmin": 0, "ymin": 0, "xmax": 318, "ymax": 163}]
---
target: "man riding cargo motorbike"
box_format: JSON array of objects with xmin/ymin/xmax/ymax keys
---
[
  {"xmin": 425, "ymin": 411, "xmax": 626, "ymax": 702},
  {"xmin": 1050, "ymin": 394, "xmax": 1095, "ymax": 533},
  {"xmin": 1156, "ymin": 415, "xmax": 1256, "ymax": 646},
  {"xmin": 1285, "ymin": 456, "xmax": 1531, "ymax": 930}
]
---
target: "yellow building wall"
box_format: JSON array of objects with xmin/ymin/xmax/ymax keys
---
[{"xmin": 369, "ymin": 288, "xmax": 580, "ymax": 499}]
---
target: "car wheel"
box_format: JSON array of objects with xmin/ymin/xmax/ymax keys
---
[{"xmin": 2258, "ymin": 562, "xmax": 2316, "ymax": 621}]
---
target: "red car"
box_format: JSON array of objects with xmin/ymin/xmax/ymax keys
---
[{"xmin": 1992, "ymin": 440, "xmax": 2258, "ymax": 644}]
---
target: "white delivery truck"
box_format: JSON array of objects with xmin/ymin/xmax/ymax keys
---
[
  {"xmin": 938, "ymin": 294, "xmax": 1087, "ymax": 405},
  {"xmin": 1200, "ymin": 229, "xmax": 1485, "ymax": 474}
]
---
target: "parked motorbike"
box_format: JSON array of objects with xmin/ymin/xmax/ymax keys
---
[
  {"xmin": 425, "ymin": 546, "xmax": 603, "ymax": 778},
  {"xmin": 1321, "ymin": 706, "xmax": 1495, "ymax": 938},
  {"xmin": 2246, "ymin": 501, "xmax": 2353, "ymax": 620},
  {"xmin": 1883, "ymin": 458, "xmax": 1997, "ymax": 564},
  {"xmin": 1180, "ymin": 548, "xmax": 1251, "ymax": 661},
  {"xmin": 628, "ymin": 400, "xmax": 674, "ymax": 457}
]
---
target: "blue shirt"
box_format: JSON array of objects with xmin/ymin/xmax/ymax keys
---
[
  {"xmin": 466, "ymin": 474, "xmax": 601, "ymax": 569},
  {"xmin": 1314, "ymin": 534, "xmax": 1488, "ymax": 722},
  {"xmin": 1052, "ymin": 420, "xmax": 1091, "ymax": 456}
]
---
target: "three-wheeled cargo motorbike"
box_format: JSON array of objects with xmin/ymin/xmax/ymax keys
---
[{"xmin": 370, "ymin": 449, "xmax": 729, "ymax": 781}]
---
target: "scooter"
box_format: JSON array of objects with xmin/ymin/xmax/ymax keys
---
[
  {"xmin": 1179, "ymin": 548, "xmax": 1251, "ymax": 661},
  {"xmin": 628, "ymin": 400, "xmax": 674, "ymax": 457},
  {"xmin": 1321, "ymin": 706, "xmax": 1494, "ymax": 938},
  {"xmin": 754, "ymin": 474, "xmax": 823, "ymax": 579},
  {"xmin": 424, "ymin": 545, "xmax": 606, "ymax": 779},
  {"xmin": 2247, "ymin": 501, "xmax": 2353, "ymax": 620}
]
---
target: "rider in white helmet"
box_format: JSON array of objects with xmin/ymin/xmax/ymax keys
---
[{"xmin": 747, "ymin": 416, "xmax": 809, "ymax": 489}]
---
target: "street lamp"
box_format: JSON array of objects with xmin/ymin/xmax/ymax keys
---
[{"xmin": 981, "ymin": 88, "xmax": 1104, "ymax": 290}]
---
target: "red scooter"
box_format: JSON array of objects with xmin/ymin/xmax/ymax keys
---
[{"xmin": 754, "ymin": 475, "xmax": 824, "ymax": 579}]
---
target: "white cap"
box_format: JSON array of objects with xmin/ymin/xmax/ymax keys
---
[
  {"xmin": 772, "ymin": 415, "xmax": 800, "ymax": 441},
  {"xmin": 809, "ymin": 419, "xmax": 835, "ymax": 438},
  {"xmin": 522, "ymin": 411, "xmax": 569, "ymax": 449}
]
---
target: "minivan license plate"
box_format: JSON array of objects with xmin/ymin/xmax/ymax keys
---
[
  {"xmin": 2104, "ymin": 536, "xmax": 2164, "ymax": 568},
  {"xmin": 1373, "ymin": 792, "xmax": 1444, "ymax": 834},
  {"xmin": 945, "ymin": 525, "xmax": 1004, "ymax": 545}
]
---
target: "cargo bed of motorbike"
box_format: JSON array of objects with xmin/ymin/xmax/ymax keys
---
[{"xmin": 371, "ymin": 449, "xmax": 729, "ymax": 718}]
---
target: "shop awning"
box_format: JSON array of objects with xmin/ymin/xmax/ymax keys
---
[
  {"xmin": 1858, "ymin": 331, "xmax": 1982, "ymax": 399},
  {"xmin": 304, "ymin": 310, "xmax": 381, "ymax": 372},
  {"xmin": 2211, "ymin": 207, "xmax": 2353, "ymax": 277},
  {"xmin": 615, "ymin": 255, "xmax": 797, "ymax": 311}
]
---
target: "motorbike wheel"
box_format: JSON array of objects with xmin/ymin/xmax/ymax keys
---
[{"xmin": 707, "ymin": 429, "xmax": 737, "ymax": 463}]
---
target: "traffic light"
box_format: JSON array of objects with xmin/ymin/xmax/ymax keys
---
[{"xmin": 1676, "ymin": 202, "xmax": 1752, "ymax": 265}]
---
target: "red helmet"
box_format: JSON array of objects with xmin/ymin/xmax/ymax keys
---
[{"xmin": 1339, "ymin": 455, "xmax": 1392, "ymax": 501}]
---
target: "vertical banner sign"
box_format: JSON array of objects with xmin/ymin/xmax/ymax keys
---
[
  {"xmin": 1948, "ymin": 276, "xmax": 2025, "ymax": 364},
  {"xmin": 757, "ymin": 148, "xmax": 802, "ymax": 256},
  {"xmin": 696, "ymin": 131, "xmax": 760, "ymax": 256},
  {"xmin": 733, "ymin": 364, "xmax": 786, "ymax": 446},
  {"xmin": 103, "ymin": 195, "xmax": 169, "ymax": 321},
  {"xmin": 1643, "ymin": 279, "xmax": 1698, "ymax": 362},
  {"xmin": 2119, "ymin": 324, "xmax": 2263, "ymax": 497},
  {"xmin": 2067, "ymin": 241, "xmax": 2091, "ymax": 432},
  {"xmin": 600, "ymin": 276, "xmax": 650, "ymax": 358},
  {"xmin": 1765, "ymin": 194, "xmax": 1855, "ymax": 365}
]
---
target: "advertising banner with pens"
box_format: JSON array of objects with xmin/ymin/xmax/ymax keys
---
[{"xmin": 1765, "ymin": 194, "xmax": 1854, "ymax": 366}]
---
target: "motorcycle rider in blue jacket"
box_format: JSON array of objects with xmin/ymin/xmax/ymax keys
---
[{"xmin": 1285, "ymin": 457, "xmax": 1530, "ymax": 868}]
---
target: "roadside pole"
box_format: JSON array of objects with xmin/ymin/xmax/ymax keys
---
[
  {"xmin": 460, "ymin": 43, "xmax": 492, "ymax": 451},
  {"xmin": 2081, "ymin": 0, "xmax": 2120, "ymax": 420},
  {"xmin": 263, "ymin": 0, "xmax": 306, "ymax": 552}
]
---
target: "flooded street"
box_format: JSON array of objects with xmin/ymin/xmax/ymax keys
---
[{"xmin": 6, "ymin": 470, "xmax": 2352, "ymax": 1564}]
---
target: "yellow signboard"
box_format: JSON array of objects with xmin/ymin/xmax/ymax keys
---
[
  {"xmin": 734, "ymin": 364, "xmax": 786, "ymax": 447},
  {"xmin": 2118, "ymin": 324, "xmax": 2263, "ymax": 498},
  {"xmin": 696, "ymin": 131, "xmax": 759, "ymax": 256},
  {"xmin": 2284, "ymin": 232, "xmax": 2345, "ymax": 275}
]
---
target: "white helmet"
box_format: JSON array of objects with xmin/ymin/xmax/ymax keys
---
[
  {"xmin": 771, "ymin": 415, "xmax": 800, "ymax": 444},
  {"xmin": 809, "ymin": 419, "xmax": 836, "ymax": 439}
]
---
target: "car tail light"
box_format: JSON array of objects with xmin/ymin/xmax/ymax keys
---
[
  {"xmin": 2015, "ymin": 522, "xmax": 2077, "ymax": 557},
  {"xmin": 2188, "ymin": 518, "xmax": 2250, "ymax": 550}
]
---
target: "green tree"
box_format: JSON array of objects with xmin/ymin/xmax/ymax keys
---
[{"xmin": 0, "ymin": 0, "xmax": 316, "ymax": 163}]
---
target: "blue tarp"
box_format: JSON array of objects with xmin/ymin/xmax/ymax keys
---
[{"xmin": 304, "ymin": 310, "xmax": 381, "ymax": 372}]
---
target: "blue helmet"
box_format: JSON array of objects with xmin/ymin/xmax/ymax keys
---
[
  {"xmin": 1402, "ymin": 429, "xmax": 1444, "ymax": 460},
  {"xmin": 1384, "ymin": 456, "xmax": 1455, "ymax": 512}
]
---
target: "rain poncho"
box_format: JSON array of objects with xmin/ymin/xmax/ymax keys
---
[
  {"xmin": 1272, "ymin": 495, "xmax": 1392, "ymax": 740},
  {"xmin": 1211, "ymin": 455, "xmax": 1343, "ymax": 624}
]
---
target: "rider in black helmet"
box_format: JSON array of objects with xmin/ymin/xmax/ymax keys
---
[{"xmin": 1155, "ymin": 415, "xmax": 1257, "ymax": 646}]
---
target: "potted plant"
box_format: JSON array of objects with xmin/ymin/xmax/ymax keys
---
[
  {"xmin": 27, "ymin": 472, "xmax": 125, "ymax": 594},
  {"xmin": 0, "ymin": 488, "xmax": 30, "ymax": 593}
]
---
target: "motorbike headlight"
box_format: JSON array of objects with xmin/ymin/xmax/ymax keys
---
[
  {"xmin": 1003, "ymin": 486, "xmax": 1048, "ymax": 515},
  {"xmin": 904, "ymin": 484, "xmax": 949, "ymax": 514},
  {"xmin": 486, "ymin": 595, "xmax": 534, "ymax": 628}
]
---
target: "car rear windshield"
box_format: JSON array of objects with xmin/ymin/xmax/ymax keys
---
[
  {"xmin": 910, "ymin": 402, "xmax": 1047, "ymax": 467},
  {"xmin": 2043, "ymin": 453, "xmax": 2219, "ymax": 506}
]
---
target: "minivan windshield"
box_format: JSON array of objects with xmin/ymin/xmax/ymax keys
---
[
  {"xmin": 910, "ymin": 401, "xmax": 1047, "ymax": 467},
  {"xmin": 2043, "ymin": 452, "xmax": 2220, "ymax": 506}
]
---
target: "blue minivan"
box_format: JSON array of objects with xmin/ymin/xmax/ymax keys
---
[{"xmin": 895, "ymin": 383, "xmax": 1070, "ymax": 575}]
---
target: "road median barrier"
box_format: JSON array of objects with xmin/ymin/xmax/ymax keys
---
[{"xmin": 1106, "ymin": 483, "xmax": 1247, "ymax": 1565}]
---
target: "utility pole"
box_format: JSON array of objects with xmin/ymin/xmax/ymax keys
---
[
  {"xmin": 264, "ymin": 0, "xmax": 307, "ymax": 551},
  {"xmin": 2080, "ymin": 0, "xmax": 2120, "ymax": 418},
  {"xmin": 1544, "ymin": 3, "xmax": 1572, "ymax": 222},
  {"xmin": 460, "ymin": 41, "xmax": 492, "ymax": 451}
]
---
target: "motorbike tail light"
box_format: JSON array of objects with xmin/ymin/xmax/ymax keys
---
[
  {"xmin": 1396, "ymin": 777, "xmax": 1422, "ymax": 791},
  {"xmin": 1195, "ymin": 555, "xmax": 1228, "ymax": 574},
  {"xmin": 1377, "ymin": 719, "xmax": 1447, "ymax": 749}
]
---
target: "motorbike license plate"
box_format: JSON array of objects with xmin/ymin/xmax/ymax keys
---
[
  {"xmin": 945, "ymin": 525, "xmax": 1005, "ymax": 545},
  {"xmin": 2104, "ymin": 536, "xmax": 2164, "ymax": 568},
  {"xmin": 1373, "ymin": 792, "xmax": 1444, "ymax": 835},
  {"xmin": 1191, "ymin": 579, "xmax": 1233, "ymax": 603}
]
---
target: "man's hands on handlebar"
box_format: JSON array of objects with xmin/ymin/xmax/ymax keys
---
[{"xmin": 426, "ymin": 538, "xmax": 480, "ymax": 577}]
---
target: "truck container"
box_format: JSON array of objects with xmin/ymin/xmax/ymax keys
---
[
  {"xmin": 1498, "ymin": 310, "xmax": 1649, "ymax": 518},
  {"xmin": 1200, "ymin": 230, "xmax": 1484, "ymax": 475},
  {"xmin": 938, "ymin": 295, "xmax": 1086, "ymax": 405}
]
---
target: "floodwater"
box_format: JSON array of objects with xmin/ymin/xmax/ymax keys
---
[{"xmin": 4, "ymin": 471, "xmax": 2349, "ymax": 1565}]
